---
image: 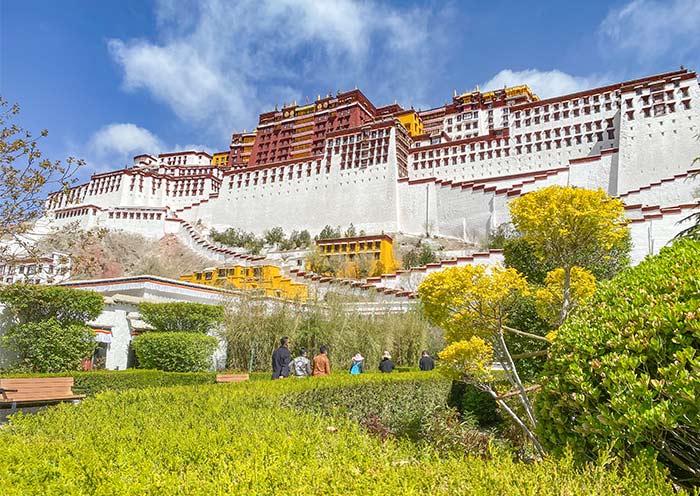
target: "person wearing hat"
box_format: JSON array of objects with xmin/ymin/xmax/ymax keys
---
[
  {"xmin": 349, "ymin": 353, "xmax": 365, "ymax": 375},
  {"xmin": 378, "ymin": 351, "xmax": 395, "ymax": 373}
]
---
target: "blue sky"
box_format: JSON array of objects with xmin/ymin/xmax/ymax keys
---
[{"xmin": 2, "ymin": 0, "xmax": 699, "ymax": 180}]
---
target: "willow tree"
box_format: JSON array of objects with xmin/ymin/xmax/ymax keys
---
[
  {"xmin": 509, "ymin": 186, "xmax": 628, "ymax": 326},
  {"xmin": 0, "ymin": 97, "xmax": 82, "ymax": 262}
]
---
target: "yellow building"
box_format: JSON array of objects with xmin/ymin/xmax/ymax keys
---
[
  {"xmin": 180, "ymin": 265, "xmax": 308, "ymax": 301},
  {"xmin": 396, "ymin": 111, "xmax": 425, "ymax": 137},
  {"xmin": 315, "ymin": 234, "xmax": 397, "ymax": 278},
  {"xmin": 211, "ymin": 151, "xmax": 230, "ymax": 167}
]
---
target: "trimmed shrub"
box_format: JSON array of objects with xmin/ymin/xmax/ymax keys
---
[
  {"xmin": 536, "ymin": 239, "xmax": 700, "ymax": 487},
  {"xmin": 0, "ymin": 284, "xmax": 103, "ymax": 324},
  {"xmin": 132, "ymin": 332, "xmax": 218, "ymax": 372},
  {"xmin": 281, "ymin": 373, "xmax": 451, "ymax": 438},
  {"xmin": 0, "ymin": 373, "xmax": 682, "ymax": 494},
  {"xmin": 2, "ymin": 319, "xmax": 96, "ymax": 373},
  {"xmin": 138, "ymin": 302, "xmax": 224, "ymax": 333},
  {"xmin": 0, "ymin": 370, "xmax": 218, "ymax": 394}
]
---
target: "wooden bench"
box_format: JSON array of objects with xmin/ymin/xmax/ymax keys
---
[
  {"xmin": 215, "ymin": 374, "xmax": 249, "ymax": 384},
  {"xmin": 0, "ymin": 377, "xmax": 85, "ymax": 413}
]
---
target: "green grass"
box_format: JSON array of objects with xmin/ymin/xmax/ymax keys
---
[{"xmin": 0, "ymin": 373, "xmax": 682, "ymax": 495}]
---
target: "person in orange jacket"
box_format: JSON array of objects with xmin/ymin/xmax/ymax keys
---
[{"xmin": 312, "ymin": 345, "xmax": 331, "ymax": 376}]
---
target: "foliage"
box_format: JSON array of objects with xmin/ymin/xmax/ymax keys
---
[
  {"xmin": 419, "ymin": 264, "xmax": 546, "ymax": 453},
  {"xmin": 534, "ymin": 267, "xmax": 596, "ymax": 327},
  {"xmin": 263, "ymin": 226, "xmax": 285, "ymax": 245},
  {"xmin": 486, "ymin": 223, "xmax": 517, "ymax": 249},
  {"xmin": 437, "ymin": 337, "xmax": 494, "ymax": 381},
  {"xmin": 210, "ymin": 227, "xmax": 263, "ymax": 254},
  {"xmin": 510, "ymin": 186, "xmax": 628, "ymax": 324},
  {"xmin": 281, "ymin": 373, "xmax": 451, "ymax": 439},
  {"xmin": 447, "ymin": 381, "xmax": 501, "ymax": 427},
  {"xmin": 502, "ymin": 229, "xmax": 631, "ymax": 285},
  {"xmin": 2, "ymin": 318, "xmax": 96, "ymax": 373},
  {"xmin": 503, "ymin": 294, "xmax": 550, "ymax": 381},
  {"xmin": 402, "ymin": 242, "xmax": 439, "ymax": 269},
  {"xmin": 131, "ymin": 332, "xmax": 218, "ymax": 372},
  {"xmin": 317, "ymin": 224, "xmax": 342, "ymax": 239},
  {"xmin": 503, "ymin": 236, "xmax": 551, "ymax": 284},
  {"xmin": 344, "ymin": 223, "xmax": 357, "ymax": 238},
  {"xmin": 138, "ymin": 302, "xmax": 224, "ymax": 334},
  {"xmin": 0, "ymin": 373, "xmax": 682, "ymax": 494},
  {"xmin": 0, "ymin": 97, "xmax": 83, "ymax": 262},
  {"xmin": 278, "ymin": 229, "xmax": 311, "ymax": 250},
  {"xmin": 419, "ymin": 406, "xmax": 492, "ymax": 458},
  {"xmin": 536, "ymin": 239, "xmax": 700, "ymax": 487},
  {"xmin": 0, "ymin": 284, "xmax": 103, "ymax": 325},
  {"xmin": 0, "ymin": 369, "xmax": 219, "ymax": 395},
  {"xmin": 222, "ymin": 294, "xmax": 435, "ymax": 372},
  {"xmin": 419, "ymin": 265, "xmax": 529, "ymax": 343}
]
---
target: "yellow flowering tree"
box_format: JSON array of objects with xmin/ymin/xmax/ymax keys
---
[
  {"xmin": 534, "ymin": 266, "xmax": 596, "ymax": 327},
  {"xmin": 419, "ymin": 264, "xmax": 548, "ymax": 454},
  {"xmin": 509, "ymin": 186, "xmax": 628, "ymax": 326}
]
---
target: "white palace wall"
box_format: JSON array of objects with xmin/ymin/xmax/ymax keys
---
[{"xmin": 40, "ymin": 71, "xmax": 700, "ymax": 271}]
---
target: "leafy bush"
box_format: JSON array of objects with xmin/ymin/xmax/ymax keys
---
[
  {"xmin": 0, "ymin": 284, "xmax": 103, "ymax": 372},
  {"xmin": 132, "ymin": 332, "xmax": 218, "ymax": 372},
  {"xmin": 138, "ymin": 302, "xmax": 224, "ymax": 333},
  {"xmin": 0, "ymin": 373, "xmax": 682, "ymax": 494},
  {"xmin": 2, "ymin": 319, "xmax": 96, "ymax": 373},
  {"xmin": 536, "ymin": 239, "xmax": 700, "ymax": 487},
  {"xmin": 0, "ymin": 284, "xmax": 103, "ymax": 324},
  {"xmin": 281, "ymin": 373, "xmax": 451, "ymax": 438},
  {"xmin": 447, "ymin": 381, "xmax": 500, "ymax": 427}
]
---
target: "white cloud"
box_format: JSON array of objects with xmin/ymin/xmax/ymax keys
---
[
  {"xmin": 89, "ymin": 123, "xmax": 163, "ymax": 158},
  {"xmin": 87, "ymin": 123, "xmax": 164, "ymax": 170},
  {"xmin": 599, "ymin": 0, "xmax": 700, "ymax": 65},
  {"xmin": 481, "ymin": 69, "xmax": 611, "ymax": 99},
  {"xmin": 108, "ymin": 0, "xmax": 452, "ymax": 139}
]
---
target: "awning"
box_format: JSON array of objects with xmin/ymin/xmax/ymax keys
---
[{"xmin": 93, "ymin": 328, "xmax": 112, "ymax": 344}]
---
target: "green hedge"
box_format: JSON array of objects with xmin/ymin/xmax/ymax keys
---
[
  {"xmin": 132, "ymin": 332, "xmax": 218, "ymax": 372},
  {"xmin": 0, "ymin": 370, "xmax": 218, "ymax": 395},
  {"xmin": 281, "ymin": 372, "xmax": 450, "ymax": 438},
  {"xmin": 138, "ymin": 302, "xmax": 224, "ymax": 333},
  {"xmin": 536, "ymin": 239, "xmax": 700, "ymax": 487},
  {"xmin": 0, "ymin": 373, "xmax": 680, "ymax": 494}
]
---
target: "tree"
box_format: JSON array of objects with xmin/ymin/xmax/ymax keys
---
[
  {"xmin": 344, "ymin": 223, "xmax": 357, "ymax": 238},
  {"xmin": 0, "ymin": 97, "xmax": 83, "ymax": 262},
  {"xmin": 0, "ymin": 284, "xmax": 103, "ymax": 372},
  {"xmin": 509, "ymin": 186, "xmax": 628, "ymax": 325},
  {"xmin": 402, "ymin": 242, "xmax": 439, "ymax": 269},
  {"xmin": 534, "ymin": 267, "xmax": 596, "ymax": 329},
  {"xmin": 317, "ymin": 225, "xmax": 341, "ymax": 240},
  {"xmin": 138, "ymin": 302, "xmax": 224, "ymax": 334},
  {"xmin": 419, "ymin": 265, "xmax": 550, "ymax": 454},
  {"xmin": 264, "ymin": 226, "xmax": 285, "ymax": 245}
]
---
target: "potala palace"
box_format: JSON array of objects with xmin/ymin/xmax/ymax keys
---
[{"xmin": 40, "ymin": 68, "xmax": 700, "ymax": 296}]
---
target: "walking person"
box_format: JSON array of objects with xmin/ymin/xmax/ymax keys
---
[
  {"xmin": 378, "ymin": 351, "xmax": 395, "ymax": 373},
  {"xmin": 312, "ymin": 345, "xmax": 331, "ymax": 376},
  {"xmin": 349, "ymin": 353, "xmax": 365, "ymax": 375},
  {"xmin": 419, "ymin": 350, "xmax": 435, "ymax": 371},
  {"xmin": 290, "ymin": 348, "xmax": 312, "ymax": 378},
  {"xmin": 271, "ymin": 337, "xmax": 291, "ymax": 379}
]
